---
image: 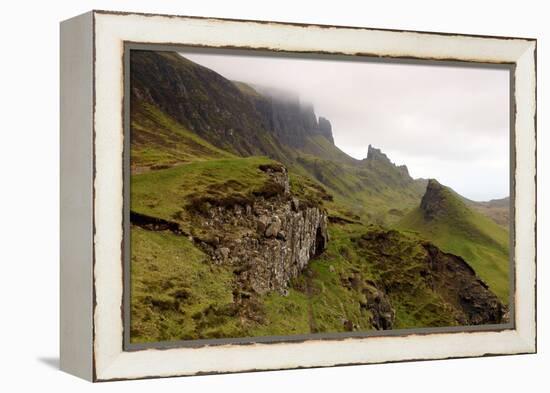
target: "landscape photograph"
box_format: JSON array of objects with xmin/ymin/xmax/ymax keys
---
[{"xmin": 128, "ymin": 49, "xmax": 511, "ymax": 344}]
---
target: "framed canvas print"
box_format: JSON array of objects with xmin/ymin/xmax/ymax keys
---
[{"xmin": 60, "ymin": 10, "xmax": 537, "ymax": 382}]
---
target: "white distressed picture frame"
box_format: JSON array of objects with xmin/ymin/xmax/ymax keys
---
[{"xmin": 60, "ymin": 10, "xmax": 536, "ymax": 382}]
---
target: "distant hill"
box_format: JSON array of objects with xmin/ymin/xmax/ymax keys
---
[
  {"xmin": 396, "ymin": 179, "xmax": 510, "ymax": 302},
  {"xmin": 467, "ymin": 197, "xmax": 510, "ymax": 227}
]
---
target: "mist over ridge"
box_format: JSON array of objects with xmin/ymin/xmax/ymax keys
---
[{"xmin": 179, "ymin": 51, "xmax": 510, "ymax": 201}]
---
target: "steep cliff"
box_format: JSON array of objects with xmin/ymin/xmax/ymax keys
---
[
  {"xmin": 130, "ymin": 51, "xmax": 335, "ymax": 160},
  {"xmin": 250, "ymin": 88, "xmax": 335, "ymax": 148},
  {"xmin": 354, "ymin": 229, "xmax": 506, "ymax": 326},
  {"xmin": 130, "ymin": 156, "xmax": 332, "ymax": 341},
  {"xmin": 130, "ymin": 155, "xmax": 329, "ymax": 296},
  {"xmin": 188, "ymin": 163, "xmax": 329, "ymax": 295}
]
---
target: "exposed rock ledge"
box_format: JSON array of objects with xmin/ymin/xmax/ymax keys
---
[{"xmin": 189, "ymin": 164, "xmax": 329, "ymax": 296}]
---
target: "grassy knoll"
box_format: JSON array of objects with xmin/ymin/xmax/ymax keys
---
[{"xmin": 396, "ymin": 181, "xmax": 510, "ymax": 302}]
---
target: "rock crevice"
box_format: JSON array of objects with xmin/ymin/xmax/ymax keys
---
[{"xmin": 190, "ymin": 165, "xmax": 329, "ymax": 295}]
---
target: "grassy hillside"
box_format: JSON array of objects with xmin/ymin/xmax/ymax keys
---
[
  {"xmin": 249, "ymin": 224, "xmax": 463, "ymax": 336},
  {"xmin": 128, "ymin": 50, "xmax": 510, "ymax": 343},
  {"xmin": 131, "ymin": 101, "xmax": 235, "ymax": 169},
  {"xmin": 130, "ymin": 154, "xmax": 507, "ymax": 343},
  {"xmin": 130, "ymin": 227, "xmax": 239, "ymax": 342},
  {"xmin": 131, "ymin": 214, "xmax": 504, "ymax": 342},
  {"xmin": 131, "ymin": 156, "xmax": 275, "ymax": 220},
  {"xmin": 396, "ymin": 180, "xmax": 510, "ymax": 302}
]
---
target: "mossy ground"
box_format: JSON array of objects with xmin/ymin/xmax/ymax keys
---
[
  {"xmin": 130, "ymin": 153, "xmax": 458, "ymax": 340},
  {"xmin": 131, "ymin": 156, "xmax": 276, "ymax": 226},
  {"xmin": 130, "ymin": 227, "xmax": 241, "ymax": 343},
  {"xmin": 131, "ymin": 220, "xmax": 462, "ymax": 342}
]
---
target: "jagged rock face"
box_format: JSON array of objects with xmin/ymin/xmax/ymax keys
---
[
  {"xmin": 365, "ymin": 144, "xmax": 393, "ymax": 164},
  {"xmin": 131, "ymin": 50, "xmax": 335, "ymax": 158},
  {"xmin": 360, "ymin": 145, "xmax": 416, "ymax": 191},
  {"xmin": 190, "ymin": 166, "xmax": 329, "ymax": 295},
  {"xmin": 252, "ymin": 94, "xmax": 335, "ymax": 148},
  {"xmin": 356, "ymin": 229, "xmax": 507, "ymax": 327},
  {"xmin": 420, "ymin": 179, "xmax": 451, "ymax": 220},
  {"xmin": 365, "ymin": 145, "xmax": 410, "ymax": 178},
  {"xmin": 362, "ymin": 286, "xmax": 395, "ymax": 330},
  {"xmin": 423, "ymin": 244, "xmax": 506, "ymax": 324},
  {"xmin": 318, "ymin": 117, "xmax": 334, "ymax": 144}
]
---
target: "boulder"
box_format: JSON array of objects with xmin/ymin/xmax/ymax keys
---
[{"xmin": 265, "ymin": 216, "xmax": 282, "ymax": 238}]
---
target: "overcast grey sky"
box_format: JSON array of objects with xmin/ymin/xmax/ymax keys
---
[{"xmin": 180, "ymin": 51, "xmax": 510, "ymax": 202}]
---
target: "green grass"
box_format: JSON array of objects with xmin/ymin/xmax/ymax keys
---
[
  {"xmin": 130, "ymin": 145, "xmax": 509, "ymax": 340},
  {"xmin": 130, "ymin": 152, "xmax": 509, "ymax": 341},
  {"xmin": 128, "ymin": 78, "xmax": 510, "ymax": 341},
  {"xmin": 248, "ymin": 289, "xmax": 311, "ymax": 336},
  {"xmin": 396, "ymin": 185, "xmax": 510, "ymax": 302},
  {"xmin": 246, "ymin": 224, "xmax": 463, "ymax": 336},
  {"xmin": 292, "ymin": 151, "xmax": 425, "ymax": 226},
  {"xmin": 130, "ymin": 227, "xmax": 242, "ymax": 343},
  {"xmin": 131, "ymin": 156, "xmax": 276, "ymax": 223},
  {"xmin": 131, "ymin": 102, "xmax": 235, "ymax": 168}
]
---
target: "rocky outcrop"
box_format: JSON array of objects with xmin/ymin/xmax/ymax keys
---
[
  {"xmin": 362, "ymin": 285, "xmax": 395, "ymax": 330},
  {"xmin": 423, "ymin": 244, "xmax": 506, "ymax": 325},
  {"xmin": 419, "ymin": 179, "xmax": 476, "ymax": 223},
  {"xmin": 365, "ymin": 144, "xmax": 393, "ymax": 164},
  {"xmin": 356, "ymin": 229, "xmax": 507, "ymax": 327},
  {"xmin": 252, "ymin": 92, "xmax": 335, "ymax": 148},
  {"xmin": 189, "ymin": 164, "xmax": 329, "ymax": 295},
  {"xmin": 318, "ymin": 117, "xmax": 334, "ymax": 144},
  {"xmin": 420, "ymin": 179, "xmax": 450, "ymax": 220},
  {"xmin": 362, "ymin": 145, "xmax": 415, "ymax": 189},
  {"xmin": 365, "ymin": 145, "xmax": 409, "ymax": 175}
]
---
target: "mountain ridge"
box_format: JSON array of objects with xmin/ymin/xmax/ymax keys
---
[{"xmin": 130, "ymin": 50, "xmax": 431, "ymax": 224}]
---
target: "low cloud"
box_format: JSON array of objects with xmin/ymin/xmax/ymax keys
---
[{"xmin": 180, "ymin": 50, "xmax": 510, "ymax": 201}]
